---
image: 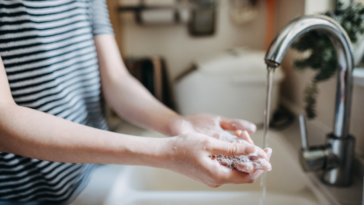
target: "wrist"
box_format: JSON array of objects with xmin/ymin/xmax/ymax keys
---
[
  {"xmin": 165, "ymin": 113, "xmax": 183, "ymax": 136},
  {"xmin": 124, "ymin": 136, "xmax": 173, "ymax": 169},
  {"xmin": 143, "ymin": 137, "xmax": 175, "ymax": 169}
]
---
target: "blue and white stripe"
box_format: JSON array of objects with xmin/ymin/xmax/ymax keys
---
[{"xmin": 0, "ymin": 0, "xmax": 112, "ymax": 203}]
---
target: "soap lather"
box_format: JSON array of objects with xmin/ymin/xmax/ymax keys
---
[{"xmin": 214, "ymin": 132, "xmax": 272, "ymax": 174}]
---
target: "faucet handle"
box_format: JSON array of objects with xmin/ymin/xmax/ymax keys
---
[{"xmin": 299, "ymin": 114, "xmax": 309, "ymax": 149}]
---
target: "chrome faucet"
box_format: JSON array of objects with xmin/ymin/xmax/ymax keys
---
[{"xmin": 264, "ymin": 15, "xmax": 355, "ymax": 187}]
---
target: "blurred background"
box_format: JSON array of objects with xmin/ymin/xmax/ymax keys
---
[
  {"xmin": 71, "ymin": 0, "xmax": 364, "ymax": 204},
  {"xmin": 105, "ymin": 0, "xmax": 364, "ymax": 159}
]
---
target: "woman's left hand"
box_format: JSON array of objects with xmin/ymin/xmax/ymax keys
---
[{"xmin": 168, "ymin": 114, "xmax": 256, "ymax": 142}]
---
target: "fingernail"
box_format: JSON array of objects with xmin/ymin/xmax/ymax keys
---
[
  {"xmin": 256, "ymin": 149, "xmax": 266, "ymax": 159},
  {"xmin": 249, "ymin": 124, "xmax": 257, "ymax": 133},
  {"xmin": 266, "ymin": 148, "xmax": 273, "ymax": 159},
  {"xmin": 244, "ymin": 144, "xmax": 255, "ymax": 154},
  {"xmin": 235, "ymin": 130, "xmax": 242, "ymax": 137}
]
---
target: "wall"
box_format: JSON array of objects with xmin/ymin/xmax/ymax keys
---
[
  {"xmin": 274, "ymin": 0, "xmax": 364, "ymax": 156},
  {"xmin": 120, "ymin": 0, "xmax": 268, "ymax": 81},
  {"xmin": 118, "ymin": 0, "xmax": 364, "ymax": 155}
]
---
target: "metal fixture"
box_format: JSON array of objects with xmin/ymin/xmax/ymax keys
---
[
  {"xmin": 264, "ymin": 15, "xmax": 355, "ymax": 186},
  {"xmin": 118, "ymin": 0, "xmax": 196, "ymax": 25}
]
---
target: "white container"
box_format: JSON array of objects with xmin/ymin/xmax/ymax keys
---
[{"xmin": 175, "ymin": 48, "xmax": 284, "ymax": 125}]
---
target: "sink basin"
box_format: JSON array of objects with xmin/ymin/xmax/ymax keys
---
[
  {"xmin": 108, "ymin": 192, "xmax": 319, "ymax": 205},
  {"xmin": 104, "ymin": 130, "xmax": 331, "ymax": 205}
]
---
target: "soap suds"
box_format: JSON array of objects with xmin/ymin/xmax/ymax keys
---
[
  {"xmin": 171, "ymin": 115, "xmax": 270, "ymax": 174},
  {"xmin": 214, "ymin": 137, "xmax": 270, "ymax": 174}
]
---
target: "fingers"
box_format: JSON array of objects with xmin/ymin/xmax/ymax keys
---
[
  {"xmin": 254, "ymin": 146, "xmax": 268, "ymax": 159},
  {"xmin": 254, "ymin": 148, "xmax": 272, "ymax": 171},
  {"xmin": 220, "ymin": 117, "xmax": 257, "ymax": 133},
  {"xmin": 216, "ymin": 147, "xmax": 272, "ymax": 174},
  {"xmin": 219, "ymin": 168, "xmax": 264, "ymax": 184},
  {"xmin": 235, "ymin": 130, "xmax": 254, "ymax": 144},
  {"xmin": 209, "ymin": 140, "xmax": 256, "ymax": 156},
  {"xmin": 207, "ymin": 147, "xmax": 273, "ymax": 186},
  {"xmin": 209, "ymin": 139, "xmax": 268, "ymax": 159},
  {"xmin": 233, "ymin": 162, "xmax": 255, "ymax": 174},
  {"xmin": 259, "ymin": 148, "xmax": 273, "ymax": 171},
  {"xmin": 265, "ymin": 148, "xmax": 273, "ymax": 160},
  {"xmin": 257, "ymin": 158, "xmax": 272, "ymax": 171},
  {"xmin": 231, "ymin": 151, "xmax": 272, "ymax": 173}
]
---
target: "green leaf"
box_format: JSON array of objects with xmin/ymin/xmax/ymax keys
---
[{"xmin": 290, "ymin": 1, "xmax": 364, "ymax": 119}]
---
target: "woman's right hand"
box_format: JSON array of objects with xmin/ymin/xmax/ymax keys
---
[{"xmin": 158, "ymin": 133, "xmax": 272, "ymax": 188}]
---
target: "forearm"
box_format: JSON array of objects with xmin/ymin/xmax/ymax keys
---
[
  {"xmin": 104, "ymin": 75, "xmax": 179, "ymax": 135},
  {"xmin": 0, "ymin": 102, "xmax": 166, "ymax": 167},
  {"xmin": 94, "ymin": 35, "xmax": 179, "ymax": 136}
]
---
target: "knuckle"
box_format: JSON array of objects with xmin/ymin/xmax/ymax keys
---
[
  {"xmin": 202, "ymin": 139, "xmax": 213, "ymax": 148},
  {"xmin": 213, "ymin": 133, "xmax": 221, "ymax": 139},
  {"xmin": 228, "ymin": 144, "xmax": 239, "ymax": 156}
]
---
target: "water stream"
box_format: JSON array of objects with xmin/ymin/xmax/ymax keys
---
[{"xmin": 259, "ymin": 66, "xmax": 275, "ymax": 205}]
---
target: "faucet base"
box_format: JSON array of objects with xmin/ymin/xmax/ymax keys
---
[{"xmin": 321, "ymin": 134, "xmax": 355, "ymax": 187}]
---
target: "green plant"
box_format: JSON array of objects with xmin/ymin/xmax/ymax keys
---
[{"xmin": 291, "ymin": 2, "xmax": 364, "ymax": 119}]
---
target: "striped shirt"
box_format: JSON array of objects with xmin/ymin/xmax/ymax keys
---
[{"xmin": 0, "ymin": 0, "xmax": 113, "ymax": 204}]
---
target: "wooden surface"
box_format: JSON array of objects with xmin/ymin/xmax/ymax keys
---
[
  {"xmin": 265, "ymin": 0, "xmax": 275, "ymax": 50},
  {"xmin": 106, "ymin": 0, "xmax": 123, "ymax": 54}
]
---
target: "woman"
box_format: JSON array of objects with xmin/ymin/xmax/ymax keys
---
[{"xmin": 0, "ymin": 0, "xmax": 272, "ymax": 204}]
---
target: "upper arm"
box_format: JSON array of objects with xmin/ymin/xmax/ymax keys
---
[
  {"xmin": 91, "ymin": 0, "xmax": 114, "ymax": 36},
  {"xmin": 90, "ymin": 0, "xmax": 129, "ymax": 82},
  {"xmin": 94, "ymin": 34, "xmax": 130, "ymax": 82},
  {"xmin": 0, "ymin": 56, "xmax": 15, "ymax": 104}
]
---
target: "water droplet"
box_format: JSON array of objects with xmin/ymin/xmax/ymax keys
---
[{"xmin": 173, "ymin": 146, "xmax": 177, "ymax": 150}]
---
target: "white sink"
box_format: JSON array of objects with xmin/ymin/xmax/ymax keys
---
[{"xmin": 104, "ymin": 130, "xmax": 331, "ymax": 205}]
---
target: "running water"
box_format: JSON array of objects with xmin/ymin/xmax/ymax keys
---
[
  {"xmin": 263, "ymin": 66, "xmax": 275, "ymax": 147},
  {"xmin": 259, "ymin": 66, "xmax": 275, "ymax": 205}
]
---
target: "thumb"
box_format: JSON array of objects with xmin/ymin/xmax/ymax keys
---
[{"xmin": 220, "ymin": 117, "xmax": 257, "ymax": 133}]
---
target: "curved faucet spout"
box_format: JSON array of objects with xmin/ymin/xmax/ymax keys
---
[{"xmin": 265, "ymin": 15, "xmax": 354, "ymax": 138}]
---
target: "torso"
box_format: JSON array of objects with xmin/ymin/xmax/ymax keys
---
[{"xmin": 0, "ymin": 0, "xmax": 110, "ymax": 203}]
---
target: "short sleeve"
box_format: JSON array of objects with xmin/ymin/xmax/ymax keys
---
[{"xmin": 91, "ymin": 0, "xmax": 114, "ymax": 36}]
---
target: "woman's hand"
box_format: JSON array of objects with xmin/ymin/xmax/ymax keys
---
[
  {"xmin": 158, "ymin": 133, "xmax": 272, "ymax": 188},
  {"xmin": 168, "ymin": 114, "xmax": 256, "ymax": 142}
]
